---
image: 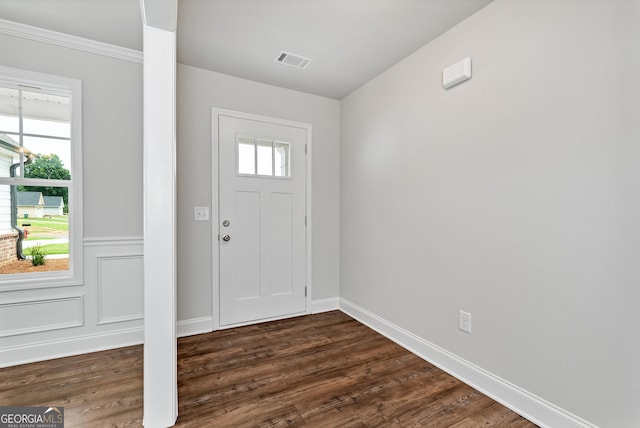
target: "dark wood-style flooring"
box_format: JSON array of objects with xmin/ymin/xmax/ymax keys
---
[{"xmin": 0, "ymin": 311, "xmax": 537, "ymax": 427}]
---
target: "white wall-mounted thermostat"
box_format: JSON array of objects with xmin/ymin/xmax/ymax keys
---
[{"xmin": 443, "ymin": 57, "xmax": 472, "ymax": 89}]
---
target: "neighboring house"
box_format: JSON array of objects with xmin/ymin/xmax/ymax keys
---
[
  {"xmin": 0, "ymin": 135, "xmax": 22, "ymax": 265},
  {"xmin": 43, "ymin": 196, "xmax": 64, "ymax": 216},
  {"xmin": 0, "ymin": 134, "xmax": 20, "ymax": 234},
  {"xmin": 17, "ymin": 191, "xmax": 45, "ymax": 219}
]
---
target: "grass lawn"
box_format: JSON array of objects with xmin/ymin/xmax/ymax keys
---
[
  {"xmin": 20, "ymin": 216, "xmax": 68, "ymax": 239},
  {"xmin": 25, "ymin": 243, "xmax": 69, "ymax": 256}
]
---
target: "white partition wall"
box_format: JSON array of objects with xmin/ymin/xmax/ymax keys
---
[{"xmin": 140, "ymin": 0, "xmax": 178, "ymax": 426}]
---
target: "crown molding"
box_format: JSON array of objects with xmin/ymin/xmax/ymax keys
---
[{"xmin": 0, "ymin": 19, "xmax": 143, "ymax": 64}]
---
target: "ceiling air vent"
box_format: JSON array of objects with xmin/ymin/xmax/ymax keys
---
[{"xmin": 275, "ymin": 51, "xmax": 313, "ymax": 70}]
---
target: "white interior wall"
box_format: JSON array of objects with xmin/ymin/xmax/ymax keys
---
[
  {"xmin": 340, "ymin": 1, "xmax": 640, "ymax": 427},
  {"xmin": 2, "ymin": 2, "xmax": 638, "ymax": 425},
  {"xmin": 0, "ymin": 35, "xmax": 143, "ymax": 238},
  {"xmin": 176, "ymin": 64, "xmax": 340, "ymax": 327},
  {"xmin": 0, "ymin": 33, "xmax": 144, "ymax": 366}
]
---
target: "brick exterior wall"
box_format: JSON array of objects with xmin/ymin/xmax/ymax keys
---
[{"xmin": 0, "ymin": 232, "xmax": 19, "ymax": 266}]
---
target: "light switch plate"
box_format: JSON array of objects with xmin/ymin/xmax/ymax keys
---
[{"xmin": 194, "ymin": 207, "xmax": 209, "ymax": 221}]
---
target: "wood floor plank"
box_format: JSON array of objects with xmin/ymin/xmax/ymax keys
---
[
  {"xmin": 0, "ymin": 345, "xmax": 144, "ymax": 427},
  {"xmin": 0, "ymin": 311, "xmax": 538, "ymax": 427},
  {"xmin": 449, "ymin": 401, "xmax": 536, "ymax": 428}
]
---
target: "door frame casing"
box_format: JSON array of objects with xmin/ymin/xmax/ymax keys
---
[{"xmin": 211, "ymin": 108, "xmax": 312, "ymax": 330}]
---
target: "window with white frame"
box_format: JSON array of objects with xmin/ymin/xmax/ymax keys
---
[{"xmin": 0, "ymin": 66, "xmax": 82, "ymax": 290}]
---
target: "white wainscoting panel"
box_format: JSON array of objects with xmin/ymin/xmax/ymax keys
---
[
  {"xmin": 97, "ymin": 255, "xmax": 144, "ymax": 325},
  {"xmin": 85, "ymin": 237, "xmax": 144, "ymax": 329},
  {"xmin": 0, "ymin": 295, "xmax": 84, "ymax": 337},
  {"xmin": 0, "ymin": 237, "xmax": 145, "ymax": 367}
]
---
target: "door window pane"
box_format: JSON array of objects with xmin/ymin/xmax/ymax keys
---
[
  {"xmin": 256, "ymin": 139, "xmax": 273, "ymax": 176},
  {"xmin": 274, "ymin": 141, "xmax": 290, "ymax": 177},
  {"xmin": 238, "ymin": 137, "xmax": 255, "ymax": 175}
]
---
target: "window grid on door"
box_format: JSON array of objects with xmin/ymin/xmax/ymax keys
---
[{"xmin": 236, "ymin": 134, "xmax": 291, "ymax": 178}]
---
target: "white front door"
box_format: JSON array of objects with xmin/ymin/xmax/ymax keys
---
[{"xmin": 218, "ymin": 113, "xmax": 308, "ymax": 327}]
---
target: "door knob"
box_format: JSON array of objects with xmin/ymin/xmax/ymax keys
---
[{"xmin": 222, "ymin": 234, "xmax": 231, "ymax": 242}]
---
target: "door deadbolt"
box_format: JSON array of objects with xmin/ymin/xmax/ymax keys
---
[
  {"xmin": 222, "ymin": 220, "xmax": 230, "ymax": 227},
  {"xmin": 222, "ymin": 234, "xmax": 231, "ymax": 242}
]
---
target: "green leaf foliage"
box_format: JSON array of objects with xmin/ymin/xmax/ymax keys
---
[
  {"xmin": 18, "ymin": 154, "xmax": 71, "ymax": 211},
  {"xmin": 29, "ymin": 244, "xmax": 47, "ymax": 266}
]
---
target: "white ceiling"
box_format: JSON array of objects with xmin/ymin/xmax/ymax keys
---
[{"xmin": 0, "ymin": 0, "xmax": 493, "ymax": 99}]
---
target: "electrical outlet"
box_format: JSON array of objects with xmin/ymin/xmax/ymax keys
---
[
  {"xmin": 194, "ymin": 206, "xmax": 209, "ymax": 221},
  {"xmin": 459, "ymin": 310, "xmax": 471, "ymax": 333}
]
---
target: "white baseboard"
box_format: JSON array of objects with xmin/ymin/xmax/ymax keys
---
[
  {"xmin": 177, "ymin": 316, "xmax": 213, "ymax": 338},
  {"xmin": 0, "ymin": 326, "xmax": 144, "ymax": 368},
  {"xmin": 3, "ymin": 299, "xmax": 596, "ymax": 428},
  {"xmin": 311, "ymin": 297, "xmax": 340, "ymax": 313},
  {"xmin": 2, "ymin": 316, "xmax": 213, "ymax": 368},
  {"xmin": 338, "ymin": 298, "xmax": 598, "ymax": 428}
]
